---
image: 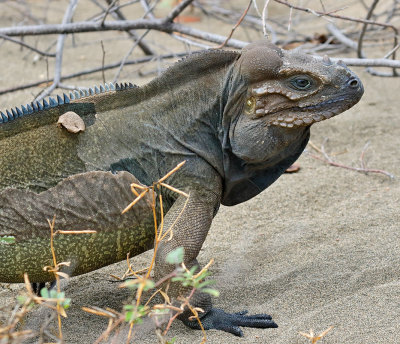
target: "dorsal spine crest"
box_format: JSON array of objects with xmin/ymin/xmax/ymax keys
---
[{"xmin": 0, "ymin": 82, "xmax": 137, "ymax": 125}]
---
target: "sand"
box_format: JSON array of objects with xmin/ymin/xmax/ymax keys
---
[{"xmin": 0, "ymin": 1, "xmax": 399, "ymax": 343}]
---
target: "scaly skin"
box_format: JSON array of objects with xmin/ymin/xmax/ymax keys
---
[{"xmin": 0, "ymin": 39, "xmax": 363, "ymax": 336}]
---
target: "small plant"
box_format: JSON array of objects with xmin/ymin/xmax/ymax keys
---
[
  {"xmin": 171, "ymin": 254, "xmax": 219, "ymax": 298},
  {"xmin": 0, "ymin": 272, "xmax": 72, "ymax": 343},
  {"xmin": 1, "ymin": 161, "xmax": 218, "ymax": 343},
  {"xmin": 0, "ymin": 217, "xmax": 95, "ymax": 343},
  {"xmin": 85, "ymin": 246, "xmax": 218, "ymax": 344},
  {"xmin": 82, "ymin": 162, "xmax": 219, "ymax": 343}
]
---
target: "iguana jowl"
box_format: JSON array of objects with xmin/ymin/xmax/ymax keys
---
[{"xmin": 0, "ymin": 39, "xmax": 363, "ymax": 336}]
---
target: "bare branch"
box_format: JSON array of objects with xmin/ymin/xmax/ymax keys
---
[
  {"xmin": 274, "ymin": 0, "xmax": 399, "ymax": 74},
  {"xmin": 0, "ymin": 33, "xmax": 55, "ymax": 57},
  {"xmin": 0, "ymin": 19, "xmax": 247, "ymax": 48},
  {"xmin": 100, "ymin": 0, "xmax": 118, "ymax": 26},
  {"xmin": 308, "ymin": 141, "xmax": 395, "ymax": 179},
  {"xmin": 357, "ymin": 0, "xmax": 380, "ymax": 58},
  {"xmin": 309, "ymin": 152, "xmax": 395, "ymax": 179},
  {"xmin": 383, "ymin": 43, "xmax": 400, "ymax": 59},
  {"xmin": 326, "ymin": 23, "xmax": 358, "ymax": 50},
  {"xmin": 274, "ymin": 0, "xmax": 398, "ymax": 32},
  {"xmin": 164, "ymin": 0, "xmax": 195, "ymax": 23},
  {"xmin": 356, "ymin": 0, "xmax": 398, "ymax": 76},
  {"xmin": 315, "ymin": 56, "xmax": 400, "ymax": 69},
  {"xmin": 99, "ymin": 0, "xmax": 155, "ymax": 55},
  {"xmin": 35, "ymin": 0, "xmax": 79, "ymax": 102},
  {"xmin": 171, "ymin": 34, "xmax": 211, "ymax": 49},
  {"xmin": 216, "ymin": 0, "xmax": 252, "ymax": 49},
  {"xmin": 326, "ymin": 23, "xmax": 400, "ymax": 75},
  {"xmin": 113, "ymin": 29, "xmax": 150, "ymax": 82},
  {"xmin": 0, "ymin": 52, "xmax": 190, "ymax": 96},
  {"xmin": 140, "ymin": 0, "xmax": 157, "ymax": 19},
  {"xmin": 262, "ymin": 0, "xmax": 272, "ymax": 37}
]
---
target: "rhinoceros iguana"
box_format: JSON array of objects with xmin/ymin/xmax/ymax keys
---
[{"xmin": 0, "ymin": 39, "xmax": 363, "ymax": 336}]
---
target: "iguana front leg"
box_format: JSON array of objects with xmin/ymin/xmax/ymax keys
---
[{"xmin": 155, "ymin": 187, "xmax": 277, "ymax": 336}]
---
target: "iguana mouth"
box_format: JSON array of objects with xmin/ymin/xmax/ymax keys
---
[{"xmin": 258, "ymin": 97, "xmax": 352, "ymax": 128}]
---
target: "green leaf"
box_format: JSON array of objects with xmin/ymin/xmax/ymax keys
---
[
  {"xmin": 124, "ymin": 304, "xmax": 134, "ymax": 311},
  {"xmin": 40, "ymin": 288, "xmax": 49, "ymax": 299},
  {"xmin": 196, "ymin": 279, "xmax": 215, "ymax": 289},
  {"xmin": 189, "ymin": 266, "xmax": 197, "ymax": 275},
  {"xmin": 193, "ymin": 271, "xmax": 211, "ymax": 284},
  {"xmin": 201, "ymin": 288, "xmax": 220, "ymax": 297},
  {"xmin": 143, "ymin": 279, "xmax": 155, "ymax": 291},
  {"xmin": 0, "ymin": 236, "xmax": 16, "ymax": 244},
  {"xmin": 166, "ymin": 337, "xmax": 177, "ymax": 344},
  {"xmin": 124, "ymin": 304, "xmax": 147, "ymax": 324},
  {"xmin": 17, "ymin": 295, "xmax": 27, "ymax": 305},
  {"xmin": 125, "ymin": 311, "xmax": 134, "ymax": 322},
  {"xmin": 171, "ymin": 276, "xmax": 185, "ymax": 282},
  {"xmin": 165, "ymin": 247, "xmax": 185, "ymax": 265},
  {"xmin": 62, "ymin": 298, "xmax": 71, "ymax": 309},
  {"xmin": 50, "ymin": 289, "xmax": 59, "ymax": 299},
  {"xmin": 125, "ymin": 281, "xmax": 139, "ymax": 290}
]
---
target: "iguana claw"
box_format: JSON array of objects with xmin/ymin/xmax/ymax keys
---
[{"xmin": 183, "ymin": 308, "xmax": 278, "ymax": 337}]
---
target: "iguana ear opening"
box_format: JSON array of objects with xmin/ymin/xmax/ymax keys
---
[{"xmin": 239, "ymin": 40, "xmax": 283, "ymax": 82}]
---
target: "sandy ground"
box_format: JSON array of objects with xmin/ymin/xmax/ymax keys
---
[{"xmin": 1, "ymin": 1, "xmax": 399, "ymax": 343}]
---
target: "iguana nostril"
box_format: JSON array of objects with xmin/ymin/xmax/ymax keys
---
[{"xmin": 348, "ymin": 78, "xmax": 359, "ymax": 88}]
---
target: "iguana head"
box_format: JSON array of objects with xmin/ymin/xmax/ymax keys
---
[
  {"xmin": 237, "ymin": 40, "xmax": 363, "ymax": 128},
  {"xmin": 221, "ymin": 40, "xmax": 363, "ymax": 205}
]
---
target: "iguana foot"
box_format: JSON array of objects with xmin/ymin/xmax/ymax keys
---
[{"xmin": 183, "ymin": 308, "xmax": 277, "ymax": 337}]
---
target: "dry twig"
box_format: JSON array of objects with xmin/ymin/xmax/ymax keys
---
[
  {"xmin": 216, "ymin": 0, "xmax": 252, "ymax": 49},
  {"xmin": 308, "ymin": 140, "xmax": 394, "ymax": 179},
  {"xmin": 35, "ymin": 0, "xmax": 79, "ymax": 102},
  {"xmin": 299, "ymin": 326, "xmax": 334, "ymax": 343}
]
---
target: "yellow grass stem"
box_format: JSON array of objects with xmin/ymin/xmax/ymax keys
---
[
  {"xmin": 46, "ymin": 216, "xmax": 64, "ymax": 340},
  {"xmin": 121, "ymin": 189, "xmax": 149, "ymax": 214},
  {"xmin": 159, "ymin": 194, "xmax": 190, "ymax": 242},
  {"xmin": 55, "ymin": 230, "xmax": 97, "ymax": 234},
  {"xmin": 157, "ymin": 160, "xmax": 186, "ymax": 183},
  {"xmin": 159, "ymin": 182, "xmax": 189, "ymax": 197}
]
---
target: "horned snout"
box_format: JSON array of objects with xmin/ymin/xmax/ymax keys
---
[{"xmin": 344, "ymin": 74, "xmax": 364, "ymax": 103}]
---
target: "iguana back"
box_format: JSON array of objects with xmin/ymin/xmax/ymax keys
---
[{"xmin": 0, "ymin": 50, "xmax": 239, "ymax": 282}]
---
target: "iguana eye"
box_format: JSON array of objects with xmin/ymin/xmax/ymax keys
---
[{"xmin": 290, "ymin": 76, "xmax": 313, "ymax": 90}]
